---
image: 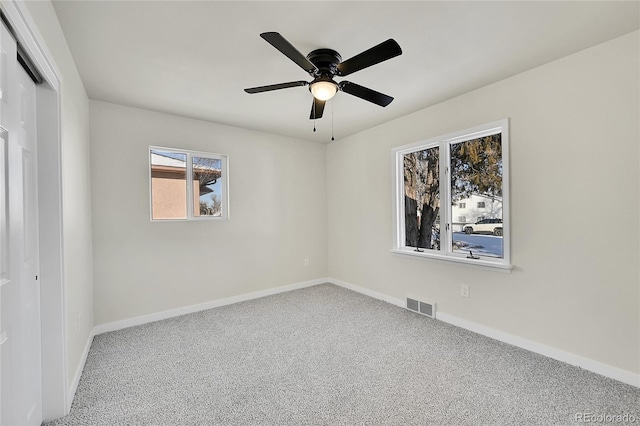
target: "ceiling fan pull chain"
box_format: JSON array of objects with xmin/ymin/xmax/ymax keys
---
[
  {"xmin": 331, "ymin": 100, "xmax": 335, "ymax": 141},
  {"xmin": 313, "ymin": 99, "xmax": 317, "ymax": 132}
]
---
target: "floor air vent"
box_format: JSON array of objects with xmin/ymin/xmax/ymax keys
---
[{"xmin": 406, "ymin": 297, "xmax": 436, "ymax": 318}]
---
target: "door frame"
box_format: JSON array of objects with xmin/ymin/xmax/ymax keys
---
[{"xmin": 1, "ymin": 0, "xmax": 67, "ymax": 420}]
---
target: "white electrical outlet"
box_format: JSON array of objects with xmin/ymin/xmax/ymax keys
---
[
  {"xmin": 460, "ymin": 284, "xmax": 470, "ymax": 298},
  {"xmin": 304, "ymin": 258, "xmax": 310, "ymax": 267}
]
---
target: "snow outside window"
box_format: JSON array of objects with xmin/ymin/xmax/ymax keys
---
[{"xmin": 392, "ymin": 119, "xmax": 511, "ymax": 270}]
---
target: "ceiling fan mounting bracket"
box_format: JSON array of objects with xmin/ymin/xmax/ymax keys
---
[{"xmin": 306, "ymin": 48, "xmax": 342, "ymax": 78}]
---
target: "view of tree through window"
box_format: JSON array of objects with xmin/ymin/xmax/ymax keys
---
[
  {"xmin": 193, "ymin": 156, "xmax": 222, "ymax": 217},
  {"xmin": 403, "ymin": 146, "xmax": 440, "ymax": 250},
  {"xmin": 395, "ymin": 120, "xmax": 509, "ymax": 266},
  {"xmin": 450, "ymin": 134, "xmax": 503, "ymax": 258}
]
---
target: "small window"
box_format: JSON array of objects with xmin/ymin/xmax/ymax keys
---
[
  {"xmin": 392, "ymin": 119, "xmax": 510, "ymax": 269},
  {"xmin": 150, "ymin": 147, "xmax": 228, "ymax": 221}
]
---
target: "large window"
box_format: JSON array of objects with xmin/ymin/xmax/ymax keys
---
[
  {"xmin": 392, "ymin": 120, "xmax": 510, "ymax": 269},
  {"xmin": 149, "ymin": 147, "xmax": 228, "ymax": 221}
]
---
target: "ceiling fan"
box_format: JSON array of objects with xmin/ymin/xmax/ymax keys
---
[{"xmin": 244, "ymin": 32, "xmax": 402, "ymax": 120}]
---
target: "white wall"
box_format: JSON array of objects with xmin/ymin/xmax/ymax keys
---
[
  {"xmin": 90, "ymin": 101, "xmax": 327, "ymax": 324},
  {"xmin": 22, "ymin": 0, "xmax": 94, "ymax": 407},
  {"xmin": 327, "ymin": 32, "xmax": 639, "ymax": 375}
]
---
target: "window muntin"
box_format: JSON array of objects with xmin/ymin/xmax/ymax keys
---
[
  {"xmin": 393, "ymin": 119, "xmax": 510, "ymax": 268},
  {"xmin": 150, "ymin": 147, "xmax": 228, "ymax": 221}
]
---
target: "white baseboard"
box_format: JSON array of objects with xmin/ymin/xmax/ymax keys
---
[
  {"xmin": 67, "ymin": 327, "xmax": 96, "ymax": 412},
  {"xmin": 93, "ymin": 278, "xmax": 328, "ymax": 335},
  {"xmin": 435, "ymin": 312, "xmax": 640, "ymax": 388},
  {"xmin": 328, "ymin": 277, "xmax": 405, "ymax": 308},
  {"xmin": 327, "ymin": 277, "xmax": 640, "ymax": 388}
]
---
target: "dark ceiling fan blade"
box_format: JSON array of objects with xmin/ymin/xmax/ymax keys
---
[
  {"xmin": 337, "ymin": 39, "xmax": 402, "ymax": 77},
  {"xmin": 310, "ymin": 98, "xmax": 326, "ymax": 119},
  {"xmin": 244, "ymin": 81, "xmax": 308, "ymax": 94},
  {"xmin": 339, "ymin": 81, "xmax": 394, "ymax": 107},
  {"xmin": 260, "ymin": 32, "xmax": 318, "ymax": 74}
]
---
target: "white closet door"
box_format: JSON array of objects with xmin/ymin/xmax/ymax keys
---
[{"xmin": 0, "ymin": 20, "xmax": 42, "ymax": 426}]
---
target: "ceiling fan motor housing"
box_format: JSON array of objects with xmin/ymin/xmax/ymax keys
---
[{"xmin": 306, "ymin": 49, "xmax": 342, "ymax": 79}]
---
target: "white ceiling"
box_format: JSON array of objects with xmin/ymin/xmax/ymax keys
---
[{"xmin": 52, "ymin": 1, "xmax": 639, "ymax": 143}]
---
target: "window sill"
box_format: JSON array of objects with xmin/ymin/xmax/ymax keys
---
[
  {"xmin": 390, "ymin": 248, "xmax": 513, "ymax": 272},
  {"xmin": 150, "ymin": 217, "xmax": 227, "ymax": 222}
]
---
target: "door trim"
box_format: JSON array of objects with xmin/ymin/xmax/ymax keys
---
[{"xmin": 0, "ymin": 0, "xmax": 67, "ymax": 420}]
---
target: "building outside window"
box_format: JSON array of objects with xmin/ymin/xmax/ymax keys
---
[
  {"xmin": 392, "ymin": 119, "xmax": 510, "ymax": 269},
  {"xmin": 149, "ymin": 147, "xmax": 228, "ymax": 221}
]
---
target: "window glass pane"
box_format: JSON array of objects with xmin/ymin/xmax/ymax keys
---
[
  {"xmin": 193, "ymin": 156, "xmax": 222, "ymax": 217},
  {"xmin": 450, "ymin": 134, "xmax": 503, "ymax": 258},
  {"xmin": 150, "ymin": 149, "xmax": 187, "ymax": 220},
  {"xmin": 403, "ymin": 146, "xmax": 440, "ymax": 250}
]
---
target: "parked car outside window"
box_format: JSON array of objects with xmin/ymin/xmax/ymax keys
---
[{"xmin": 464, "ymin": 218, "xmax": 503, "ymax": 236}]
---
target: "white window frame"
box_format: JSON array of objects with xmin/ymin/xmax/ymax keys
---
[
  {"xmin": 149, "ymin": 146, "xmax": 229, "ymax": 221},
  {"xmin": 391, "ymin": 119, "xmax": 511, "ymax": 270}
]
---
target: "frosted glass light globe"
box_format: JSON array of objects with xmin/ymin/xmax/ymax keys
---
[{"xmin": 310, "ymin": 81, "xmax": 337, "ymax": 101}]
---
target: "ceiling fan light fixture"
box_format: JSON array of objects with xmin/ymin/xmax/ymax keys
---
[
  {"xmin": 310, "ymin": 80, "xmax": 338, "ymax": 101},
  {"xmin": 245, "ymin": 33, "xmax": 403, "ymax": 121}
]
